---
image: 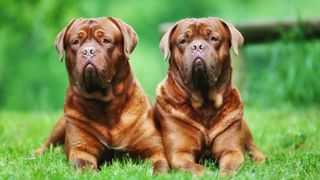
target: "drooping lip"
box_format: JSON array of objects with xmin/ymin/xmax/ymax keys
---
[
  {"xmin": 83, "ymin": 62, "xmax": 97, "ymax": 75},
  {"xmin": 191, "ymin": 57, "xmax": 209, "ymax": 88},
  {"xmin": 192, "ymin": 57, "xmax": 206, "ymax": 72},
  {"xmin": 192, "ymin": 53, "xmax": 205, "ymax": 66},
  {"xmin": 194, "ymin": 57, "xmax": 203, "ymax": 64},
  {"xmin": 84, "ymin": 62, "xmax": 96, "ymax": 69},
  {"xmin": 82, "ymin": 63, "xmax": 100, "ymax": 89}
]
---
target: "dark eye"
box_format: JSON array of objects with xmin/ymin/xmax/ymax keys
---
[
  {"xmin": 210, "ymin": 36, "xmax": 219, "ymax": 42},
  {"xmin": 72, "ymin": 39, "xmax": 80, "ymax": 46},
  {"xmin": 103, "ymin": 38, "xmax": 111, "ymax": 44},
  {"xmin": 179, "ymin": 38, "xmax": 187, "ymax": 45}
]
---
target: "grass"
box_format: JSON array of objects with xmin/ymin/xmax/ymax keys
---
[{"xmin": 0, "ymin": 105, "xmax": 319, "ymax": 179}]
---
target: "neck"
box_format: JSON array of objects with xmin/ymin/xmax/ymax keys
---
[
  {"xmin": 207, "ymin": 64, "xmax": 232, "ymax": 109},
  {"xmin": 167, "ymin": 59, "xmax": 233, "ymax": 109}
]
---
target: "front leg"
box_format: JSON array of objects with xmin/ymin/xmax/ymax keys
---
[
  {"xmin": 169, "ymin": 151, "xmax": 205, "ymax": 175},
  {"xmin": 34, "ymin": 116, "xmax": 66, "ymax": 154},
  {"xmin": 211, "ymin": 120, "xmax": 245, "ymax": 175},
  {"xmin": 160, "ymin": 119, "xmax": 204, "ymax": 175},
  {"xmin": 243, "ymin": 120, "xmax": 266, "ymax": 163},
  {"xmin": 65, "ymin": 120, "xmax": 104, "ymax": 171},
  {"xmin": 127, "ymin": 120, "xmax": 169, "ymax": 173}
]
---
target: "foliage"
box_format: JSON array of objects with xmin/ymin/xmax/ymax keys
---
[
  {"xmin": 0, "ymin": 0, "xmax": 320, "ymax": 110},
  {"xmin": 242, "ymin": 39, "xmax": 320, "ymax": 106}
]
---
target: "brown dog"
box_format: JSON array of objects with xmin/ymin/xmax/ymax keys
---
[
  {"xmin": 35, "ymin": 17, "xmax": 169, "ymax": 173},
  {"xmin": 155, "ymin": 17, "xmax": 265, "ymax": 175}
]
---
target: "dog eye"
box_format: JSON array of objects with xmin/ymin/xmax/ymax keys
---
[
  {"xmin": 179, "ymin": 38, "xmax": 187, "ymax": 45},
  {"xmin": 210, "ymin": 36, "xmax": 219, "ymax": 42},
  {"xmin": 103, "ymin": 38, "xmax": 111, "ymax": 44},
  {"xmin": 72, "ymin": 39, "xmax": 80, "ymax": 46}
]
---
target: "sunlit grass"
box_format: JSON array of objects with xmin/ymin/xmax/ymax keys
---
[{"xmin": 0, "ymin": 105, "xmax": 319, "ymax": 179}]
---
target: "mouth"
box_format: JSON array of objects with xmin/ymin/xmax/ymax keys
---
[
  {"xmin": 84, "ymin": 63, "xmax": 98, "ymax": 80},
  {"xmin": 191, "ymin": 58, "xmax": 209, "ymax": 88},
  {"xmin": 81, "ymin": 63, "xmax": 104, "ymax": 91},
  {"xmin": 193, "ymin": 57, "xmax": 206, "ymax": 73}
]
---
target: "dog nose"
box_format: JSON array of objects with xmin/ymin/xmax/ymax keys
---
[
  {"xmin": 82, "ymin": 47, "xmax": 96, "ymax": 58},
  {"xmin": 191, "ymin": 42, "xmax": 205, "ymax": 51}
]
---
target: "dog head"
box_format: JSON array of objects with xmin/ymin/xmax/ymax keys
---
[
  {"xmin": 55, "ymin": 17, "xmax": 138, "ymax": 93},
  {"xmin": 160, "ymin": 17, "xmax": 243, "ymax": 91}
]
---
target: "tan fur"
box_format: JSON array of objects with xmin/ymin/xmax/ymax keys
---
[
  {"xmin": 191, "ymin": 90, "xmax": 204, "ymax": 109},
  {"xmin": 155, "ymin": 17, "xmax": 265, "ymax": 175},
  {"xmin": 208, "ymin": 89, "xmax": 223, "ymax": 108},
  {"xmin": 35, "ymin": 17, "xmax": 169, "ymax": 173}
]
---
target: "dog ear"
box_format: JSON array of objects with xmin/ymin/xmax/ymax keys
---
[
  {"xmin": 159, "ymin": 24, "xmax": 178, "ymax": 61},
  {"xmin": 55, "ymin": 19, "xmax": 76, "ymax": 61},
  {"xmin": 160, "ymin": 18, "xmax": 192, "ymax": 60},
  {"xmin": 215, "ymin": 18, "xmax": 244, "ymax": 56},
  {"xmin": 109, "ymin": 17, "xmax": 138, "ymax": 60}
]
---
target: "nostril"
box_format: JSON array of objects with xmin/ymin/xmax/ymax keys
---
[
  {"xmin": 82, "ymin": 47, "xmax": 96, "ymax": 57},
  {"xmin": 192, "ymin": 43, "xmax": 204, "ymax": 51},
  {"xmin": 89, "ymin": 48, "xmax": 96, "ymax": 55}
]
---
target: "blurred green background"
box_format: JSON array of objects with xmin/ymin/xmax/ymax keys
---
[{"xmin": 0, "ymin": 0, "xmax": 319, "ymax": 111}]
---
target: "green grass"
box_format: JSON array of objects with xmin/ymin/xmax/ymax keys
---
[{"xmin": 0, "ymin": 105, "xmax": 319, "ymax": 179}]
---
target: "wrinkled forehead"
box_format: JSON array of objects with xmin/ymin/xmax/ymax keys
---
[
  {"xmin": 66, "ymin": 18, "xmax": 121, "ymax": 38},
  {"xmin": 173, "ymin": 18, "xmax": 228, "ymax": 39}
]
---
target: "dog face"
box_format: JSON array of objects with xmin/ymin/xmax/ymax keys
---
[
  {"xmin": 55, "ymin": 17, "xmax": 138, "ymax": 92},
  {"xmin": 160, "ymin": 17, "xmax": 243, "ymax": 90}
]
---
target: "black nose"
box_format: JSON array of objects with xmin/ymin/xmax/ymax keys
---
[
  {"xmin": 191, "ymin": 42, "xmax": 205, "ymax": 51},
  {"xmin": 82, "ymin": 47, "xmax": 96, "ymax": 58}
]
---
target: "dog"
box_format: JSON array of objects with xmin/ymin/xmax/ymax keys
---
[
  {"xmin": 35, "ymin": 17, "xmax": 169, "ymax": 173},
  {"xmin": 154, "ymin": 17, "xmax": 265, "ymax": 175}
]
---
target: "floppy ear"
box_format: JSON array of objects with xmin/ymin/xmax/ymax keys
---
[
  {"xmin": 109, "ymin": 17, "xmax": 138, "ymax": 60},
  {"xmin": 216, "ymin": 18, "xmax": 244, "ymax": 56},
  {"xmin": 159, "ymin": 24, "xmax": 178, "ymax": 61},
  {"xmin": 54, "ymin": 19, "xmax": 76, "ymax": 61}
]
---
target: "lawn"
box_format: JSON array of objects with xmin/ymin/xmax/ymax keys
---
[
  {"xmin": 0, "ymin": 105, "xmax": 319, "ymax": 179},
  {"xmin": 1, "ymin": 0, "xmax": 320, "ymax": 179}
]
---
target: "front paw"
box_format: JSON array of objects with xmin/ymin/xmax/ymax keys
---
[
  {"xmin": 172, "ymin": 161, "xmax": 205, "ymax": 175},
  {"xmin": 219, "ymin": 150, "xmax": 244, "ymax": 175},
  {"xmin": 152, "ymin": 160, "xmax": 169, "ymax": 173},
  {"xmin": 33, "ymin": 146, "xmax": 46, "ymax": 155},
  {"xmin": 73, "ymin": 159, "xmax": 98, "ymax": 172},
  {"xmin": 251, "ymin": 151, "xmax": 266, "ymax": 164}
]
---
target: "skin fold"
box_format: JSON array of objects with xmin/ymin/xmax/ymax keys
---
[
  {"xmin": 35, "ymin": 17, "xmax": 169, "ymax": 173},
  {"xmin": 155, "ymin": 17, "xmax": 265, "ymax": 175}
]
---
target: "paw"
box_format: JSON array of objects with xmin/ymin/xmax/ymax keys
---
[
  {"xmin": 152, "ymin": 160, "xmax": 169, "ymax": 173},
  {"xmin": 219, "ymin": 163, "xmax": 240, "ymax": 176},
  {"xmin": 73, "ymin": 159, "xmax": 98, "ymax": 172},
  {"xmin": 251, "ymin": 151, "xmax": 266, "ymax": 164},
  {"xmin": 219, "ymin": 150, "xmax": 244, "ymax": 175},
  {"xmin": 173, "ymin": 161, "xmax": 205, "ymax": 175},
  {"xmin": 191, "ymin": 164, "xmax": 205, "ymax": 175},
  {"xmin": 33, "ymin": 146, "xmax": 46, "ymax": 155},
  {"xmin": 220, "ymin": 163, "xmax": 240, "ymax": 176}
]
